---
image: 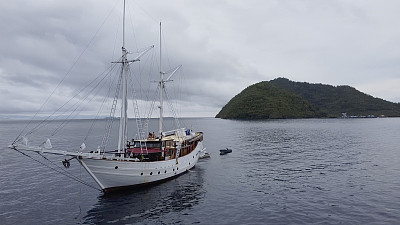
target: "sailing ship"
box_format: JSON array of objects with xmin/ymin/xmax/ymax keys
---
[{"xmin": 8, "ymin": 0, "xmax": 205, "ymax": 193}]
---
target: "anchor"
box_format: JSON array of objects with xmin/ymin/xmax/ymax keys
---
[{"xmin": 62, "ymin": 157, "xmax": 76, "ymax": 168}]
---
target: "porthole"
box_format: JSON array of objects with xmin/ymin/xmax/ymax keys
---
[
  {"xmin": 164, "ymin": 170, "xmax": 167, "ymax": 173},
  {"xmin": 173, "ymin": 168, "xmax": 175, "ymax": 171},
  {"xmin": 115, "ymin": 166, "xmax": 118, "ymax": 169},
  {"xmin": 177, "ymin": 167, "xmax": 179, "ymax": 170},
  {"xmin": 141, "ymin": 172, "xmax": 143, "ymax": 176},
  {"xmin": 150, "ymin": 172, "xmax": 153, "ymax": 175},
  {"xmin": 158, "ymin": 171, "xmax": 160, "ymax": 174}
]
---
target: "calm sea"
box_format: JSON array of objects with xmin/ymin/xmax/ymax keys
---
[{"xmin": 1, "ymin": 118, "xmax": 400, "ymax": 224}]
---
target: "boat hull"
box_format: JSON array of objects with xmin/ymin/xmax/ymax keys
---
[{"xmin": 79, "ymin": 141, "xmax": 203, "ymax": 192}]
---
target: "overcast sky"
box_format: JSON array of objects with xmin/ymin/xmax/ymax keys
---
[{"xmin": 1, "ymin": 0, "xmax": 400, "ymax": 119}]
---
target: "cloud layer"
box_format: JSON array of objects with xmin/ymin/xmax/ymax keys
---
[{"xmin": 1, "ymin": 0, "xmax": 399, "ymax": 118}]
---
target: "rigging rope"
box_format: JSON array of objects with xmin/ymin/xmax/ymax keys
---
[
  {"xmin": 140, "ymin": 51, "xmax": 159, "ymax": 134},
  {"xmin": 164, "ymin": 87, "xmax": 181, "ymax": 129},
  {"xmin": 48, "ymin": 64, "xmax": 120, "ymax": 139},
  {"xmin": 16, "ymin": 62, "xmax": 120, "ymax": 144},
  {"xmin": 127, "ymin": 68, "xmax": 144, "ymax": 139},
  {"xmin": 100, "ymin": 66, "xmax": 123, "ymax": 152},
  {"xmin": 82, "ymin": 63, "xmax": 121, "ymax": 144},
  {"xmin": 15, "ymin": 149, "xmax": 102, "ymax": 191},
  {"xmin": 13, "ymin": 2, "xmax": 120, "ymax": 145},
  {"xmin": 144, "ymin": 85, "xmax": 160, "ymax": 128}
]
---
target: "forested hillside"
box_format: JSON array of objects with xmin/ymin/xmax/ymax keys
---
[{"xmin": 216, "ymin": 78, "xmax": 400, "ymax": 119}]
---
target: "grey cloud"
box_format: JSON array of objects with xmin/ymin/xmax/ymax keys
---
[{"xmin": 1, "ymin": 0, "xmax": 400, "ymax": 119}]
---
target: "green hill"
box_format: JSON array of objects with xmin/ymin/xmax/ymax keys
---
[{"xmin": 216, "ymin": 78, "xmax": 400, "ymax": 119}]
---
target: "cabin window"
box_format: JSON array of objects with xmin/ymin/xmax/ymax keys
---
[
  {"xmin": 133, "ymin": 142, "xmax": 141, "ymax": 148},
  {"xmin": 133, "ymin": 141, "xmax": 161, "ymax": 149},
  {"xmin": 146, "ymin": 142, "xmax": 161, "ymax": 148},
  {"xmin": 165, "ymin": 140, "xmax": 175, "ymax": 148}
]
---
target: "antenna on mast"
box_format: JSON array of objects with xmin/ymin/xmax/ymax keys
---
[
  {"xmin": 160, "ymin": 21, "xmax": 162, "ymax": 77},
  {"xmin": 122, "ymin": 0, "xmax": 126, "ymax": 48},
  {"xmin": 158, "ymin": 22, "xmax": 164, "ymax": 137},
  {"xmin": 118, "ymin": 0, "xmax": 128, "ymax": 154}
]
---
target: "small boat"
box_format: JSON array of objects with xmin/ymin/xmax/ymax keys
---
[
  {"xmin": 199, "ymin": 150, "xmax": 210, "ymax": 159},
  {"xmin": 219, "ymin": 148, "xmax": 232, "ymax": 155}
]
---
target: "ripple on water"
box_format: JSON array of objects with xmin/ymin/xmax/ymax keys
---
[{"xmin": 1, "ymin": 118, "xmax": 400, "ymax": 224}]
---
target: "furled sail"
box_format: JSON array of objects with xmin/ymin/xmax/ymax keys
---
[
  {"xmin": 43, "ymin": 138, "xmax": 52, "ymax": 149},
  {"xmin": 80, "ymin": 143, "xmax": 86, "ymax": 151},
  {"xmin": 19, "ymin": 136, "xmax": 29, "ymax": 146}
]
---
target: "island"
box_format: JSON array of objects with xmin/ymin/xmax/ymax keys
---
[{"xmin": 215, "ymin": 78, "xmax": 400, "ymax": 119}]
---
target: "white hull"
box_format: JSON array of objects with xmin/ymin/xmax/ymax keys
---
[{"xmin": 79, "ymin": 141, "xmax": 203, "ymax": 192}]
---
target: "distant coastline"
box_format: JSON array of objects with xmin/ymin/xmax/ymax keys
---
[{"xmin": 216, "ymin": 78, "xmax": 400, "ymax": 120}]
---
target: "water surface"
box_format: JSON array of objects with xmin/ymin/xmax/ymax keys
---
[{"xmin": 1, "ymin": 118, "xmax": 399, "ymax": 224}]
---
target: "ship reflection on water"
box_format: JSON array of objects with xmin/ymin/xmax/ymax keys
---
[{"xmin": 83, "ymin": 167, "xmax": 205, "ymax": 224}]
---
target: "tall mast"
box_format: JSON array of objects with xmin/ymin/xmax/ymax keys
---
[
  {"xmin": 117, "ymin": 0, "xmax": 128, "ymax": 154},
  {"xmin": 122, "ymin": 0, "xmax": 126, "ymax": 48},
  {"xmin": 158, "ymin": 22, "xmax": 164, "ymax": 137}
]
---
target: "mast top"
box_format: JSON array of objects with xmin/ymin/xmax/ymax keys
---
[{"xmin": 122, "ymin": 0, "xmax": 126, "ymax": 49}]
